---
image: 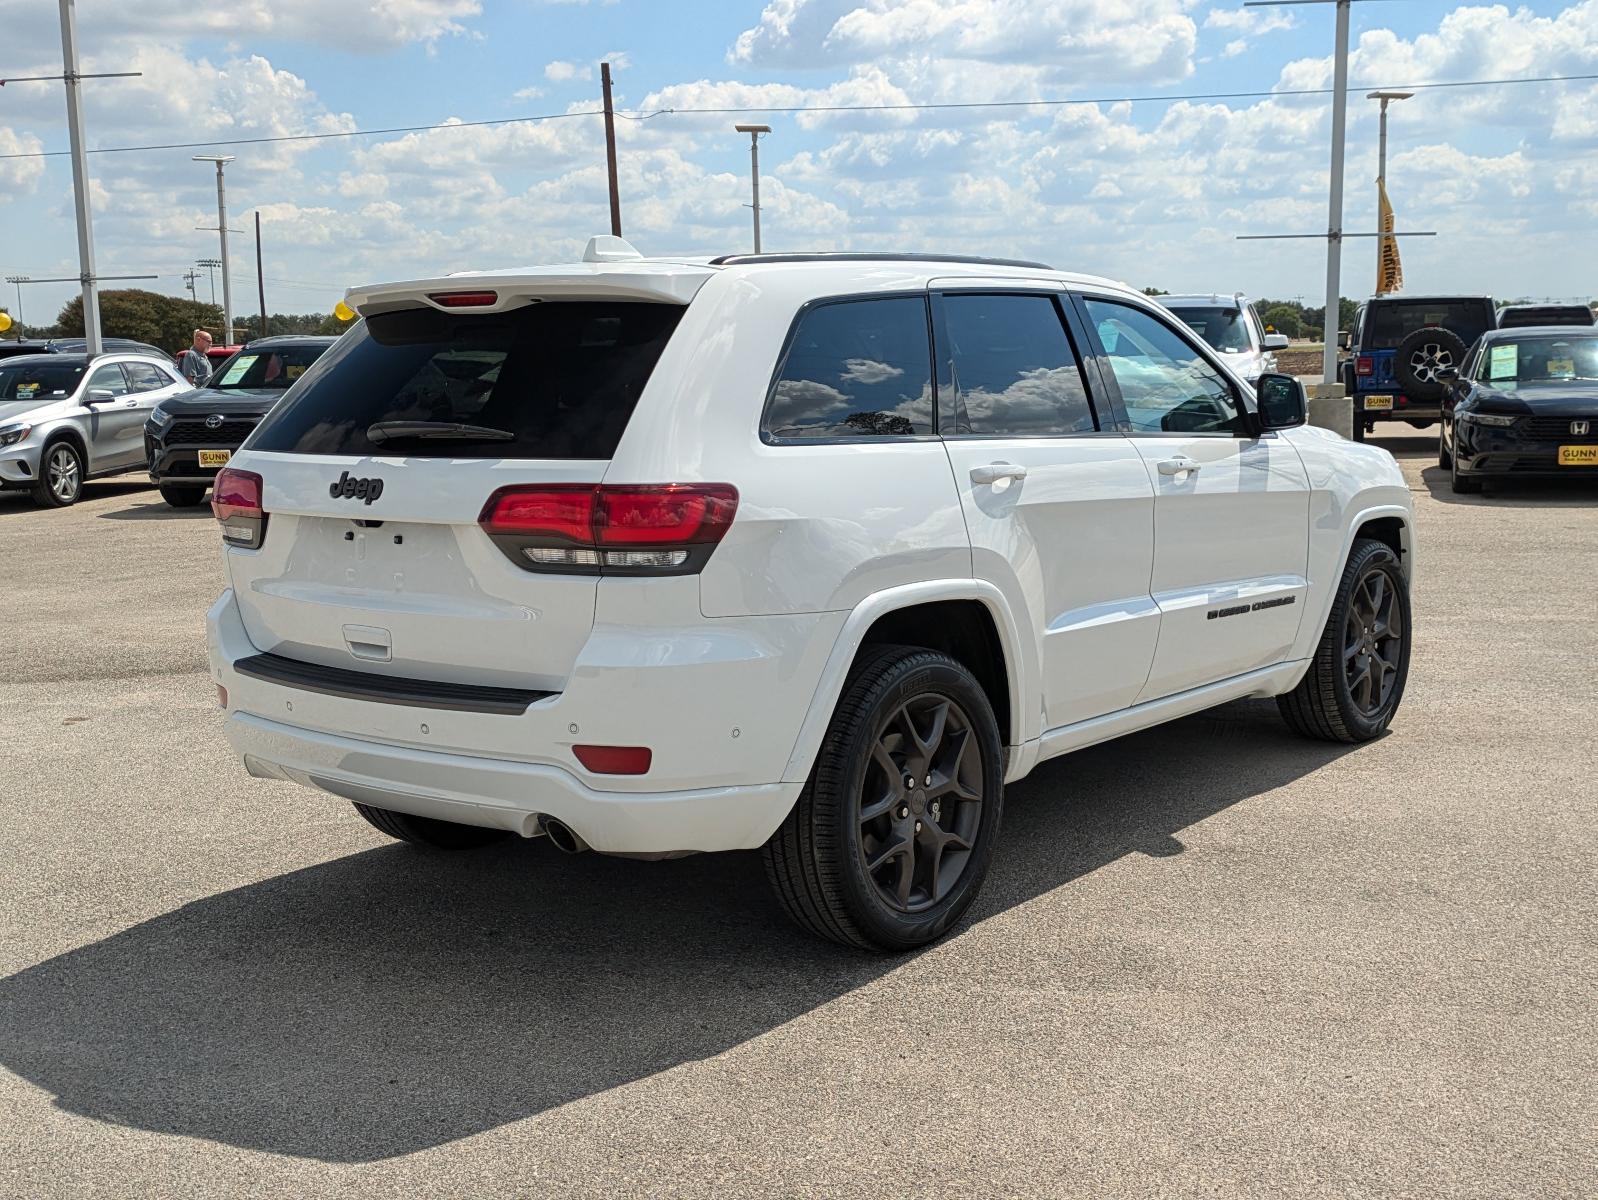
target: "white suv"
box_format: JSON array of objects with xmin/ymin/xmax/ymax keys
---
[
  {"xmin": 207, "ymin": 239, "xmax": 1415, "ymax": 950},
  {"xmin": 1161, "ymin": 292, "xmax": 1289, "ymax": 384}
]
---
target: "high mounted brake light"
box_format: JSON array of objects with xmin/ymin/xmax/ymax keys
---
[
  {"xmin": 428, "ymin": 290, "xmax": 499, "ymax": 308},
  {"xmin": 211, "ymin": 467, "xmax": 266, "ymax": 549},
  {"xmin": 479, "ymin": 483, "xmax": 739, "ymax": 575}
]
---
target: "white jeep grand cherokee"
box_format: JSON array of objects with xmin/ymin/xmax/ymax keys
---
[{"xmin": 207, "ymin": 239, "xmax": 1414, "ymax": 951}]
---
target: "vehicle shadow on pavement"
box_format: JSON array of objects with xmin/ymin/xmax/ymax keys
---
[
  {"xmin": 98, "ymin": 499, "xmax": 214, "ymax": 520},
  {"xmin": 0, "ymin": 481, "xmax": 151, "ymax": 518},
  {"xmin": 1417, "ymin": 465, "xmax": 1598, "ymax": 507},
  {"xmin": 0, "ymin": 699, "xmax": 1360, "ymax": 1163}
]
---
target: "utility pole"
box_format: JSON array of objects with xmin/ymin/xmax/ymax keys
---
[
  {"xmin": 4, "ymin": 276, "xmax": 27, "ymax": 330},
  {"xmin": 1368, "ymin": 90, "xmax": 1413, "ymax": 296},
  {"xmin": 735, "ymin": 124, "xmax": 771, "ymax": 253},
  {"xmin": 182, "ymin": 267, "xmax": 201, "ymax": 321},
  {"xmin": 194, "ymin": 155, "xmax": 236, "ymax": 343},
  {"xmin": 254, "ymin": 210, "xmax": 267, "ymax": 339},
  {"xmin": 601, "ymin": 62, "xmax": 621, "ymax": 236},
  {"xmin": 59, "ymin": 0, "xmax": 102, "ymax": 354}
]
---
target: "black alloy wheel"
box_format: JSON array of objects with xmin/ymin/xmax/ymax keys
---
[
  {"xmin": 763, "ymin": 645, "xmax": 1004, "ymax": 951},
  {"xmin": 857, "ymin": 694, "xmax": 983, "ymax": 914},
  {"xmin": 1342, "ymin": 567, "xmax": 1403, "ymax": 717},
  {"xmin": 1278, "ymin": 538, "xmax": 1412, "ymax": 743}
]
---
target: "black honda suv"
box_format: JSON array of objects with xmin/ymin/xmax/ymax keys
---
[{"xmin": 145, "ymin": 335, "xmax": 336, "ymax": 506}]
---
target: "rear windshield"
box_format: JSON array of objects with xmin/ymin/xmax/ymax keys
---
[
  {"xmin": 249, "ymin": 302, "xmax": 683, "ymax": 458},
  {"xmin": 1366, "ymin": 300, "xmax": 1493, "ymax": 348},
  {"xmin": 1497, "ymin": 306, "xmax": 1594, "ymax": 328},
  {"xmin": 1167, "ymin": 306, "xmax": 1252, "ymax": 354}
]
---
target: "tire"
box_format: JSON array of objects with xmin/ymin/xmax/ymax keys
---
[
  {"xmin": 1278, "ymin": 539, "xmax": 1412, "ymax": 743},
  {"xmin": 762, "ymin": 645, "xmax": 1005, "ymax": 951},
  {"xmin": 1404, "ymin": 419, "xmax": 1435, "ymax": 430},
  {"xmin": 159, "ymin": 484, "xmax": 208, "ymax": 507},
  {"xmin": 352, "ymin": 803, "xmax": 509, "ymax": 849},
  {"xmin": 31, "ymin": 439, "xmax": 84, "ymax": 507},
  {"xmin": 1393, "ymin": 326, "xmax": 1467, "ymax": 403},
  {"xmin": 1438, "ymin": 427, "xmax": 1453, "ymax": 470},
  {"xmin": 1450, "ymin": 449, "xmax": 1481, "ymax": 494}
]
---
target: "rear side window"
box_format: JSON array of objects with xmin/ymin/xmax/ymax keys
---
[
  {"xmin": 763, "ymin": 296, "xmax": 934, "ymax": 439},
  {"xmin": 249, "ymin": 302, "xmax": 683, "ymax": 459},
  {"xmin": 941, "ymin": 293, "xmax": 1095, "ymax": 436},
  {"xmin": 123, "ymin": 361, "xmax": 173, "ymax": 392}
]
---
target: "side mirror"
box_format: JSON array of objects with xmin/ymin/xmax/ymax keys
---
[
  {"xmin": 1435, "ymin": 366, "xmax": 1459, "ymax": 383},
  {"xmin": 1254, "ymin": 373, "xmax": 1306, "ymax": 431},
  {"xmin": 1337, "ymin": 331, "xmax": 1352, "ymax": 350},
  {"xmin": 86, "ymin": 388, "xmax": 116, "ymax": 405},
  {"xmin": 1263, "ymin": 332, "xmax": 1290, "ymax": 351}
]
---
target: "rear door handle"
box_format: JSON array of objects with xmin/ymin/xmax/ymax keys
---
[
  {"xmin": 970, "ymin": 463, "xmax": 1028, "ymax": 485},
  {"xmin": 1156, "ymin": 456, "xmax": 1201, "ymax": 476}
]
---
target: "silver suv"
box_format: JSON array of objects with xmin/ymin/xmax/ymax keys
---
[
  {"xmin": 0, "ymin": 352, "xmax": 189, "ymax": 507},
  {"xmin": 1161, "ymin": 293, "xmax": 1288, "ymax": 384}
]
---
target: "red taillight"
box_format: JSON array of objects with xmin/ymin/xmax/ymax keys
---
[
  {"xmin": 211, "ymin": 467, "xmax": 266, "ymax": 549},
  {"xmin": 572, "ymin": 744, "xmax": 652, "ymax": 775},
  {"xmin": 479, "ymin": 483, "xmax": 738, "ymax": 574},
  {"xmin": 596, "ymin": 485, "xmax": 739, "ymax": 546},
  {"xmin": 429, "ymin": 290, "xmax": 498, "ymax": 308},
  {"xmin": 1355, "ymin": 356, "xmax": 1374, "ymax": 376}
]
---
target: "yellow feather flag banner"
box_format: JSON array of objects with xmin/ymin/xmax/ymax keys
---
[{"xmin": 1377, "ymin": 180, "xmax": 1404, "ymax": 295}]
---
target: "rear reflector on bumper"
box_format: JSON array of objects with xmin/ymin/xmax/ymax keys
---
[{"xmin": 572, "ymin": 745, "xmax": 652, "ymax": 775}]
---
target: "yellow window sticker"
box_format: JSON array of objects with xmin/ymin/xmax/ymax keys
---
[
  {"xmin": 16, "ymin": 382, "xmax": 39, "ymax": 399},
  {"xmin": 1488, "ymin": 344, "xmax": 1518, "ymax": 380},
  {"xmin": 1547, "ymin": 357, "xmax": 1575, "ymax": 378},
  {"xmin": 285, "ymin": 363, "xmax": 306, "ymax": 380}
]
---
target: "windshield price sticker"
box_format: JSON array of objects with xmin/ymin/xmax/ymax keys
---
[
  {"xmin": 1489, "ymin": 344, "xmax": 1518, "ymax": 380},
  {"xmin": 1548, "ymin": 357, "xmax": 1575, "ymax": 378},
  {"xmin": 16, "ymin": 382, "xmax": 39, "ymax": 399},
  {"xmin": 219, "ymin": 356, "xmax": 258, "ymax": 386}
]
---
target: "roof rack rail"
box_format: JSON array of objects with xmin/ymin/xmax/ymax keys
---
[{"xmin": 707, "ymin": 251, "xmax": 1054, "ymax": 270}]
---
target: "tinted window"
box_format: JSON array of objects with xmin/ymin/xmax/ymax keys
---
[
  {"xmin": 1497, "ymin": 306, "xmax": 1594, "ymax": 328},
  {"xmin": 250, "ymin": 303, "xmax": 683, "ymax": 459},
  {"xmin": 942, "ymin": 293, "xmax": 1095, "ymax": 436},
  {"xmin": 1167, "ymin": 305, "xmax": 1252, "ymax": 354},
  {"xmin": 87, "ymin": 364, "xmax": 132, "ymax": 396},
  {"xmin": 764, "ymin": 297, "xmax": 933, "ymax": 439},
  {"xmin": 1085, "ymin": 299, "xmax": 1244, "ymax": 435},
  {"xmin": 1367, "ymin": 300, "xmax": 1493, "ymax": 348},
  {"xmin": 210, "ymin": 344, "xmax": 330, "ymax": 391},
  {"xmin": 123, "ymin": 361, "xmax": 172, "ymax": 392},
  {"xmin": 0, "ymin": 361, "xmax": 85, "ymax": 401}
]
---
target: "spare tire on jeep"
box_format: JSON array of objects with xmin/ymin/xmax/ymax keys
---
[{"xmin": 1394, "ymin": 326, "xmax": 1467, "ymax": 402}]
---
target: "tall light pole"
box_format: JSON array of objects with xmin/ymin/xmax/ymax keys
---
[
  {"xmin": 735, "ymin": 124, "xmax": 771, "ymax": 253},
  {"xmin": 60, "ymin": 0, "xmax": 103, "ymax": 354},
  {"xmin": 193, "ymin": 155, "xmax": 236, "ymax": 343},
  {"xmin": 1368, "ymin": 90, "xmax": 1413, "ymax": 296},
  {"xmin": 197, "ymin": 258, "xmax": 221, "ymax": 307},
  {"xmin": 1319, "ymin": 0, "xmax": 1352, "ymax": 385},
  {"xmin": 4, "ymin": 276, "xmax": 27, "ymax": 330}
]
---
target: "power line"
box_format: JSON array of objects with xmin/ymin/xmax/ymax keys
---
[{"xmin": 1, "ymin": 72, "xmax": 1595, "ymax": 161}]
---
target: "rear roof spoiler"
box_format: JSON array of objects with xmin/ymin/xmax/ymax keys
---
[{"xmin": 345, "ymin": 260, "xmax": 715, "ymax": 318}]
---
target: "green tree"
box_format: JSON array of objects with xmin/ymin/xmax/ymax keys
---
[
  {"xmin": 55, "ymin": 289, "xmax": 224, "ymax": 353},
  {"xmin": 1261, "ymin": 305, "xmax": 1303, "ymax": 339},
  {"xmin": 1141, "ymin": 286, "xmax": 1168, "ymax": 296}
]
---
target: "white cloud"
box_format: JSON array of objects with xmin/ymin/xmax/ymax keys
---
[
  {"xmin": 513, "ymin": 85, "xmax": 546, "ymax": 101},
  {"xmin": 603, "ymin": 51, "xmax": 633, "ymax": 70},
  {"xmin": 1204, "ymin": 7, "xmax": 1294, "ymax": 34},
  {"xmin": 0, "ymin": 129, "xmax": 46, "ymax": 201},
  {"xmin": 544, "ymin": 60, "xmax": 591, "ymax": 82}
]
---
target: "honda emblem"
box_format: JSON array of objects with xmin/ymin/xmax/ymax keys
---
[{"xmin": 1572, "ymin": 420, "xmax": 1591, "ymax": 437}]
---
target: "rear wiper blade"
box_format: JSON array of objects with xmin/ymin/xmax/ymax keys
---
[{"xmin": 367, "ymin": 420, "xmax": 515, "ymax": 444}]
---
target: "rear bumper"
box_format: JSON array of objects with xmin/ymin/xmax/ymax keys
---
[
  {"xmin": 224, "ymin": 712, "xmax": 801, "ymax": 854},
  {"xmin": 208, "ymin": 587, "xmax": 837, "ymax": 853}
]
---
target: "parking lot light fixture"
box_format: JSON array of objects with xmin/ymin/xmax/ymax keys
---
[
  {"xmin": 734, "ymin": 124, "xmax": 772, "ymax": 254},
  {"xmin": 193, "ymin": 155, "xmax": 237, "ymax": 343}
]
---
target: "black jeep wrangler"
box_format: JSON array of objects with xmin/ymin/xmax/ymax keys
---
[{"xmin": 1342, "ymin": 295, "xmax": 1496, "ymax": 441}]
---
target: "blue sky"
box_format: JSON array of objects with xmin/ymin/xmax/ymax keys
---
[{"xmin": 2, "ymin": 0, "xmax": 1595, "ymax": 328}]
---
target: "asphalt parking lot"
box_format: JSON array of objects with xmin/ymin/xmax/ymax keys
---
[{"xmin": 1, "ymin": 431, "xmax": 1594, "ymax": 1199}]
